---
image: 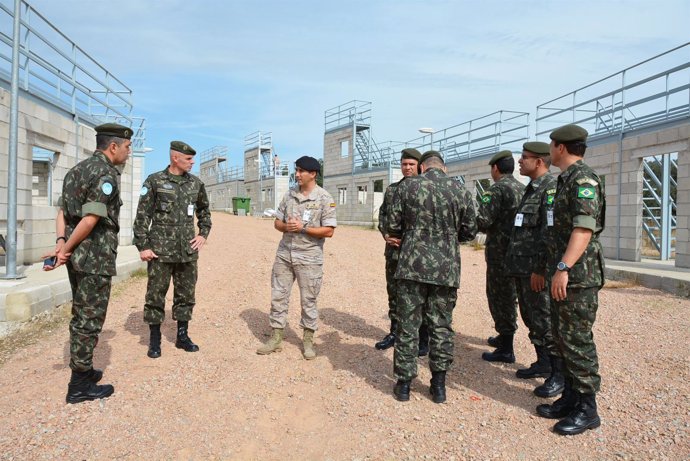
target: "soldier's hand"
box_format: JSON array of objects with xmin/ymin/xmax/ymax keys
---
[
  {"xmin": 386, "ymin": 236, "xmax": 401, "ymax": 247},
  {"xmin": 56, "ymin": 248, "xmax": 71, "ymax": 266},
  {"xmin": 551, "ymin": 271, "xmax": 568, "ymax": 301},
  {"xmin": 190, "ymin": 235, "xmax": 206, "ymax": 251},
  {"xmin": 286, "ymin": 217, "xmax": 303, "ymax": 233},
  {"xmin": 140, "ymin": 249, "xmax": 158, "ymax": 261},
  {"xmin": 530, "ymin": 273, "xmax": 545, "ymax": 292}
]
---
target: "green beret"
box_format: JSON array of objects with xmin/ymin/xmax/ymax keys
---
[
  {"xmin": 400, "ymin": 148, "xmax": 421, "ymax": 162},
  {"xmin": 488, "ymin": 150, "xmax": 513, "ymax": 166},
  {"xmin": 170, "ymin": 140, "xmax": 196, "ymax": 156},
  {"xmin": 95, "ymin": 123, "xmax": 133, "ymax": 139},
  {"xmin": 549, "ymin": 124, "xmax": 588, "ymax": 143},
  {"xmin": 420, "ymin": 150, "xmax": 444, "ymax": 164},
  {"xmin": 523, "ymin": 141, "xmax": 550, "ymax": 156}
]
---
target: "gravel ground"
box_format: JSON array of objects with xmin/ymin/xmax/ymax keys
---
[{"xmin": 0, "ymin": 213, "xmax": 688, "ymax": 460}]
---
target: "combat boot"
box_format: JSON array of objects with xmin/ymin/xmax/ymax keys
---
[
  {"xmin": 534, "ymin": 356, "xmax": 565, "ymax": 397},
  {"xmin": 175, "ymin": 321, "xmax": 199, "ymax": 352},
  {"xmin": 147, "ymin": 324, "xmax": 162, "ymax": 358},
  {"xmin": 256, "ymin": 328, "xmax": 284, "ymax": 355},
  {"xmin": 375, "ymin": 320, "xmax": 397, "ymax": 350},
  {"xmin": 553, "ymin": 393, "xmax": 601, "ymax": 435},
  {"xmin": 429, "ymin": 370, "xmax": 446, "ymax": 403},
  {"xmin": 481, "ymin": 334, "xmax": 516, "ymax": 363},
  {"xmin": 303, "ymin": 328, "xmax": 316, "ymax": 360},
  {"xmin": 516, "ymin": 345, "xmax": 551, "ymax": 379},
  {"xmin": 418, "ymin": 323, "xmax": 430, "ymax": 357},
  {"xmin": 536, "ymin": 379, "xmax": 577, "ymax": 419},
  {"xmin": 393, "ymin": 380, "xmax": 410, "ymax": 402},
  {"xmin": 66, "ymin": 370, "xmax": 114, "ymax": 404},
  {"xmin": 84, "ymin": 368, "xmax": 103, "ymax": 383},
  {"xmin": 487, "ymin": 335, "xmax": 502, "ymax": 348}
]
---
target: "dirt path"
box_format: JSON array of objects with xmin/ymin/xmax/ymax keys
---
[{"xmin": 0, "ymin": 213, "xmax": 688, "ymax": 460}]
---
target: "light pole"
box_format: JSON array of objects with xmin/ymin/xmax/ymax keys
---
[{"xmin": 418, "ymin": 127, "xmax": 435, "ymax": 151}]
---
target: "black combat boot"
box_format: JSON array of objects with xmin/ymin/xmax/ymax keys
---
[
  {"xmin": 534, "ymin": 356, "xmax": 565, "ymax": 397},
  {"xmin": 429, "ymin": 370, "xmax": 446, "ymax": 403},
  {"xmin": 148, "ymin": 324, "xmax": 162, "ymax": 358},
  {"xmin": 393, "ymin": 380, "xmax": 411, "ymax": 402},
  {"xmin": 375, "ymin": 320, "xmax": 397, "ymax": 350},
  {"xmin": 516, "ymin": 345, "xmax": 551, "ymax": 379},
  {"xmin": 487, "ymin": 335, "xmax": 502, "ymax": 348},
  {"xmin": 84, "ymin": 368, "xmax": 103, "ymax": 383},
  {"xmin": 418, "ymin": 323, "xmax": 430, "ymax": 357},
  {"xmin": 553, "ymin": 393, "xmax": 601, "ymax": 435},
  {"xmin": 536, "ymin": 378, "xmax": 577, "ymax": 419},
  {"xmin": 481, "ymin": 334, "xmax": 516, "ymax": 363},
  {"xmin": 175, "ymin": 321, "xmax": 199, "ymax": 352},
  {"xmin": 66, "ymin": 370, "xmax": 114, "ymax": 404}
]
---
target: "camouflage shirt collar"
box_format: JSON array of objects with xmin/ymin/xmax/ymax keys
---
[
  {"xmin": 559, "ymin": 159, "xmax": 585, "ymax": 182},
  {"xmin": 93, "ymin": 150, "xmax": 120, "ymax": 175},
  {"xmin": 527, "ymin": 172, "xmax": 549, "ymax": 190},
  {"xmin": 291, "ymin": 185, "xmax": 319, "ymax": 202},
  {"xmin": 163, "ymin": 167, "xmax": 190, "ymax": 183},
  {"xmin": 423, "ymin": 168, "xmax": 447, "ymax": 179}
]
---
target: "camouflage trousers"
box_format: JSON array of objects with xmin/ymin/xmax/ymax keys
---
[
  {"xmin": 67, "ymin": 266, "xmax": 111, "ymax": 372},
  {"xmin": 144, "ymin": 259, "xmax": 197, "ymax": 324},
  {"xmin": 384, "ymin": 249, "xmax": 400, "ymax": 323},
  {"xmin": 486, "ymin": 264, "xmax": 518, "ymax": 335},
  {"xmin": 515, "ymin": 276, "xmax": 553, "ymax": 348},
  {"xmin": 552, "ymin": 286, "xmax": 601, "ymax": 394},
  {"xmin": 394, "ymin": 279, "xmax": 457, "ymax": 381},
  {"xmin": 269, "ymin": 256, "xmax": 322, "ymax": 331}
]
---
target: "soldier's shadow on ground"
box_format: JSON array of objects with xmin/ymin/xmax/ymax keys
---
[
  {"xmin": 124, "ymin": 311, "xmax": 178, "ymax": 351},
  {"xmin": 238, "ymin": 308, "xmax": 301, "ymax": 349},
  {"xmin": 53, "ymin": 329, "xmax": 115, "ymax": 371},
  {"xmin": 448, "ymin": 332, "xmax": 540, "ymax": 413},
  {"xmin": 320, "ymin": 308, "xmax": 388, "ymax": 341}
]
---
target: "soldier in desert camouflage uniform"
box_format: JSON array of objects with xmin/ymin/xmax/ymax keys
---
[
  {"xmin": 48, "ymin": 123, "xmax": 132, "ymax": 403},
  {"xmin": 504, "ymin": 142, "xmax": 558, "ymax": 386},
  {"xmin": 536, "ymin": 124, "xmax": 606, "ymax": 436},
  {"xmin": 256, "ymin": 156, "xmax": 337, "ymax": 360},
  {"xmin": 387, "ymin": 151, "xmax": 476, "ymax": 403},
  {"xmin": 477, "ymin": 150, "xmax": 525, "ymax": 363},
  {"xmin": 133, "ymin": 141, "xmax": 212, "ymax": 359},
  {"xmin": 375, "ymin": 148, "xmax": 429, "ymax": 356}
]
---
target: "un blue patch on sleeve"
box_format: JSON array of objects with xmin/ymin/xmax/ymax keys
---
[{"xmin": 101, "ymin": 182, "xmax": 113, "ymax": 196}]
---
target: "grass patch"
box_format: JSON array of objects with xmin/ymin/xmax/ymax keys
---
[{"xmin": 604, "ymin": 279, "xmax": 639, "ymax": 289}]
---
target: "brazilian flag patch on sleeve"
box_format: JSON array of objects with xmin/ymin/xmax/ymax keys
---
[
  {"xmin": 481, "ymin": 194, "xmax": 491, "ymax": 203},
  {"xmin": 577, "ymin": 186, "xmax": 596, "ymax": 199}
]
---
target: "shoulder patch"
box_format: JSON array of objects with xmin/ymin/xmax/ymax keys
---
[
  {"xmin": 577, "ymin": 186, "xmax": 596, "ymax": 199},
  {"xmin": 546, "ymin": 188, "xmax": 557, "ymax": 195},
  {"xmin": 546, "ymin": 194, "xmax": 555, "ymax": 205},
  {"xmin": 481, "ymin": 194, "xmax": 491, "ymax": 203},
  {"xmin": 140, "ymin": 186, "xmax": 149, "ymax": 196},
  {"xmin": 101, "ymin": 182, "xmax": 113, "ymax": 196},
  {"xmin": 576, "ymin": 177, "xmax": 598, "ymax": 187},
  {"xmin": 329, "ymin": 202, "xmax": 336, "ymax": 208}
]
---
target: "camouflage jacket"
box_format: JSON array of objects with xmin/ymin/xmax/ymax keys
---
[
  {"xmin": 505, "ymin": 173, "xmax": 557, "ymax": 277},
  {"xmin": 546, "ymin": 160, "xmax": 606, "ymax": 288},
  {"xmin": 378, "ymin": 178, "xmax": 405, "ymax": 259},
  {"xmin": 275, "ymin": 185, "xmax": 337, "ymax": 265},
  {"xmin": 61, "ymin": 150, "xmax": 121, "ymax": 276},
  {"xmin": 387, "ymin": 168, "xmax": 477, "ymax": 288},
  {"xmin": 133, "ymin": 168, "xmax": 212, "ymax": 263},
  {"xmin": 477, "ymin": 175, "xmax": 525, "ymax": 268}
]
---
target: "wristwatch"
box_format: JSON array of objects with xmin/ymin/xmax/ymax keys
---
[
  {"xmin": 556, "ymin": 261, "xmax": 571, "ymax": 272},
  {"xmin": 300, "ymin": 225, "xmax": 307, "ymax": 234}
]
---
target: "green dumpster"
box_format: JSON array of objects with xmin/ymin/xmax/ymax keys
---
[{"xmin": 232, "ymin": 197, "xmax": 251, "ymax": 215}]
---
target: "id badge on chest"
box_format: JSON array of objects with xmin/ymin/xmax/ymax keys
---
[
  {"xmin": 514, "ymin": 213, "xmax": 524, "ymax": 227},
  {"xmin": 187, "ymin": 204, "xmax": 194, "ymax": 216},
  {"xmin": 302, "ymin": 209, "xmax": 312, "ymax": 223},
  {"xmin": 547, "ymin": 210, "xmax": 554, "ymax": 227}
]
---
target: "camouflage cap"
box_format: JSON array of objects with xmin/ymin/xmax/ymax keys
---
[
  {"xmin": 522, "ymin": 141, "xmax": 550, "ymax": 156},
  {"xmin": 420, "ymin": 150, "xmax": 444, "ymax": 164},
  {"xmin": 549, "ymin": 124, "xmax": 588, "ymax": 143},
  {"xmin": 95, "ymin": 123, "xmax": 133, "ymax": 139},
  {"xmin": 400, "ymin": 148, "xmax": 421, "ymax": 162},
  {"xmin": 170, "ymin": 140, "xmax": 196, "ymax": 156},
  {"xmin": 488, "ymin": 150, "xmax": 513, "ymax": 166}
]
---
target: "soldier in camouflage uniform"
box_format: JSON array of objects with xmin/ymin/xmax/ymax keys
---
[
  {"xmin": 505, "ymin": 142, "xmax": 558, "ymax": 384},
  {"xmin": 477, "ymin": 150, "xmax": 525, "ymax": 363},
  {"xmin": 375, "ymin": 148, "xmax": 429, "ymax": 356},
  {"xmin": 536, "ymin": 124, "xmax": 605, "ymax": 436},
  {"xmin": 256, "ymin": 156, "xmax": 337, "ymax": 360},
  {"xmin": 48, "ymin": 123, "xmax": 132, "ymax": 403},
  {"xmin": 387, "ymin": 151, "xmax": 477, "ymax": 403},
  {"xmin": 133, "ymin": 141, "xmax": 212, "ymax": 358}
]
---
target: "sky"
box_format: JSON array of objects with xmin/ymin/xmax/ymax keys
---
[{"xmin": 19, "ymin": 0, "xmax": 690, "ymax": 175}]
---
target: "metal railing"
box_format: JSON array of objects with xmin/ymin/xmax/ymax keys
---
[
  {"xmin": 0, "ymin": 0, "xmax": 138, "ymax": 126},
  {"xmin": 536, "ymin": 42, "xmax": 690, "ymax": 138},
  {"xmin": 325, "ymin": 100, "xmax": 371, "ymax": 132},
  {"xmin": 199, "ymin": 146, "xmax": 245, "ymax": 185}
]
